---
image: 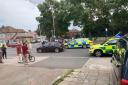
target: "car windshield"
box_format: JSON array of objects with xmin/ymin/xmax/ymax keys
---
[
  {"xmin": 43, "ymin": 43, "xmax": 49, "ymax": 46},
  {"xmin": 75, "ymin": 39, "xmax": 82, "ymax": 42},
  {"xmin": 101, "ymin": 40, "xmax": 108, "ymax": 45},
  {"xmin": 70, "ymin": 40, "xmax": 75, "ymax": 43},
  {"xmin": 101, "ymin": 39, "xmax": 118, "ymax": 45}
]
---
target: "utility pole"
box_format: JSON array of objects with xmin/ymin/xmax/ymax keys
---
[
  {"xmin": 38, "ymin": 24, "xmax": 41, "ymax": 37},
  {"xmin": 50, "ymin": 5, "xmax": 56, "ymax": 38}
]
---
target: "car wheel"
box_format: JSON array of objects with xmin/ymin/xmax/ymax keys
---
[
  {"xmin": 55, "ymin": 48, "xmax": 59, "ymax": 53},
  {"xmin": 37, "ymin": 49, "xmax": 42, "ymax": 53},
  {"xmin": 94, "ymin": 50, "xmax": 102, "ymax": 57}
]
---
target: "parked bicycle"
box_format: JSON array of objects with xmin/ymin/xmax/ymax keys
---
[{"xmin": 22, "ymin": 53, "xmax": 35, "ymax": 63}]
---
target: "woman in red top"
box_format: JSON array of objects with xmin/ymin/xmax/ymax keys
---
[
  {"xmin": 22, "ymin": 43, "xmax": 29, "ymax": 64},
  {"xmin": 16, "ymin": 43, "xmax": 22, "ymax": 63}
]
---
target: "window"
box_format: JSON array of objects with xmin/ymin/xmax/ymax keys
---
[
  {"xmin": 49, "ymin": 42, "xmax": 55, "ymax": 46},
  {"xmin": 107, "ymin": 39, "xmax": 118, "ymax": 45},
  {"xmin": 117, "ymin": 39, "xmax": 127, "ymax": 50},
  {"xmin": 44, "ymin": 43, "xmax": 49, "ymax": 47},
  {"xmin": 115, "ymin": 39, "xmax": 127, "ymax": 64}
]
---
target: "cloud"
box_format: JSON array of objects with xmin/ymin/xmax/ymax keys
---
[{"xmin": 0, "ymin": 0, "xmax": 40, "ymax": 31}]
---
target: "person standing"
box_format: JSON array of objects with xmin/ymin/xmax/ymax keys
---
[
  {"xmin": 22, "ymin": 43, "xmax": 29, "ymax": 65},
  {"xmin": 28, "ymin": 42, "xmax": 32, "ymax": 52},
  {"xmin": 16, "ymin": 42, "xmax": 22, "ymax": 63},
  {"xmin": 1, "ymin": 44, "xmax": 7, "ymax": 59}
]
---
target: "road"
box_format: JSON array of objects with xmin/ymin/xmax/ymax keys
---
[
  {"xmin": 7, "ymin": 43, "xmax": 89, "ymax": 69},
  {"xmin": 0, "ymin": 44, "xmax": 90, "ymax": 85}
]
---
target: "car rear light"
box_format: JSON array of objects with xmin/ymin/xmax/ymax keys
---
[{"xmin": 121, "ymin": 79, "xmax": 128, "ymax": 85}]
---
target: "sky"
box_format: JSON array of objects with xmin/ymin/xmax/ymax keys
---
[
  {"xmin": 0, "ymin": 0, "xmax": 44, "ymax": 31},
  {"xmin": 0, "ymin": 0, "xmax": 81, "ymax": 31}
]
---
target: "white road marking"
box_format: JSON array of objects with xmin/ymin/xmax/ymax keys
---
[{"xmin": 1, "ymin": 57, "xmax": 49, "ymax": 66}]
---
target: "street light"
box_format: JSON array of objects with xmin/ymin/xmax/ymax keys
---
[
  {"xmin": 38, "ymin": 24, "xmax": 41, "ymax": 36},
  {"xmin": 105, "ymin": 28, "xmax": 108, "ymax": 37},
  {"xmin": 50, "ymin": 5, "xmax": 56, "ymax": 38}
]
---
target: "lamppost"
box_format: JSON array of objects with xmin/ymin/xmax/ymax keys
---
[
  {"xmin": 105, "ymin": 28, "xmax": 108, "ymax": 37},
  {"xmin": 38, "ymin": 24, "xmax": 42, "ymax": 37},
  {"xmin": 50, "ymin": 5, "xmax": 56, "ymax": 38},
  {"xmin": 37, "ymin": 16, "xmax": 43, "ymax": 36}
]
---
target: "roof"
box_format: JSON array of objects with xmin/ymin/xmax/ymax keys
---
[
  {"xmin": 0, "ymin": 26, "xmax": 26, "ymax": 33},
  {"xmin": 69, "ymin": 29, "xmax": 81, "ymax": 32},
  {"xmin": 16, "ymin": 33, "xmax": 35, "ymax": 39}
]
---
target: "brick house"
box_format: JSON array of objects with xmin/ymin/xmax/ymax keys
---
[{"xmin": 68, "ymin": 29, "xmax": 81, "ymax": 38}]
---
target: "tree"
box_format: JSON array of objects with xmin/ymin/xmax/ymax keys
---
[
  {"xmin": 36, "ymin": 0, "xmax": 128, "ymax": 38},
  {"xmin": 36, "ymin": 0, "xmax": 70, "ymax": 38}
]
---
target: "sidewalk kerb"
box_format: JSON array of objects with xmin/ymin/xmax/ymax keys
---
[{"xmin": 52, "ymin": 69, "xmax": 74, "ymax": 85}]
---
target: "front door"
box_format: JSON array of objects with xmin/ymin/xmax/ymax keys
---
[{"xmin": 105, "ymin": 39, "xmax": 118, "ymax": 54}]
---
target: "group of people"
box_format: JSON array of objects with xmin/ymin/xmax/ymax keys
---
[
  {"xmin": 0, "ymin": 41, "xmax": 32, "ymax": 65},
  {"xmin": 16, "ymin": 42, "xmax": 32, "ymax": 65}
]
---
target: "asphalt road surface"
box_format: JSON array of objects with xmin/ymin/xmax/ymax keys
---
[{"xmin": 7, "ymin": 43, "xmax": 90, "ymax": 69}]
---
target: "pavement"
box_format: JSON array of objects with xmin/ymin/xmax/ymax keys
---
[
  {"xmin": 0, "ymin": 47, "xmax": 114, "ymax": 85},
  {"xmin": 0, "ymin": 57, "xmax": 114, "ymax": 85},
  {"xmin": 0, "ymin": 57, "xmax": 65, "ymax": 85},
  {"xmin": 2, "ymin": 57, "xmax": 48, "ymax": 66},
  {"xmin": 59, "ymin": 57, "xmax": 113, "ymax": 85}
]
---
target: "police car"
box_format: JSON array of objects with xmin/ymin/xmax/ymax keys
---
[
  {"xmin": 64, "ymin": 38, "xmax": 93, "ymax": 49},
  {"xmin": 89, "ymin": 37, "xmax": 119, "ymax": 57}
]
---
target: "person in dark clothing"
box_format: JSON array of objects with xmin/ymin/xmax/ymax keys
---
[
  {"xmin": 42, "ymin": 41, "xmax": 46, "ymax": 46},
  {"xmin": 1, "ymin": 44, "xmax": 7, "ymax": 59}
]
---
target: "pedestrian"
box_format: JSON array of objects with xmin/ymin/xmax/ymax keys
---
[
  {"xmin": 1, "ymin": 44, "xmax": 7, "ymax": 59},
  {"xmin": 22, "ymin": 43, "xmax": 29, "ymax": 65},
  {"xmin": 16, "ymin": 42, "xmax": 22, "ymax": 63},
  {"xmin": 42, "ymin": 41, "xmax": 45, "ymax": 46},
  {"xmin": 28, "ymin": 42, "xmax": 32, "ymax": 52}
]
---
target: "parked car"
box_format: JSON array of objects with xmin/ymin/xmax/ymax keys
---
[
  {"xmin": 37, "ymin": 42, "xmax": 64, "ymax": 53},
  {"xmin": 111, "ymin": 34, "xmax": 128, "ymax": 85},
  {"xmin": 64, "ymin": 38, "xmax": 93, "ymax": 49},
  {"xmin": 7, "ymin": 42, "xmax": 18, "ymax": 48},
  {"xmin": 89, "ymin": 37, "xmax": 119, "ymax": 57}
]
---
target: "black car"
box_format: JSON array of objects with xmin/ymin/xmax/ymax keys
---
[
  {"xmin": 111, "ymin": 35, "xmax": 128, "ymax": 85},
  {"xmin": 37, "ymin": 42, "xmax": 64, "ymax": 53}
]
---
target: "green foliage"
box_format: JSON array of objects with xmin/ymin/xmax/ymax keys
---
[{"xmin": 37, "ymin": 0, "xmax": 128, "ymax": 37}]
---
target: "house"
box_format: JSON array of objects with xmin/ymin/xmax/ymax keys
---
[
  {"xmin": 68, "ymin": 29, "xmax": 81, "ymax": 38},
  {"xmin": 0, "ymin": 26, "xmax": 37, "ymax": 43}
]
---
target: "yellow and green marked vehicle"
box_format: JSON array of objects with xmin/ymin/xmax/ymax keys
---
[
  {"xmin": 64, "ymin": 38, "xmax": 93, "ymax": 49},
  {"xmin": 89, "ymin": 38, "xmax": 119, "ymax": 57}
]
